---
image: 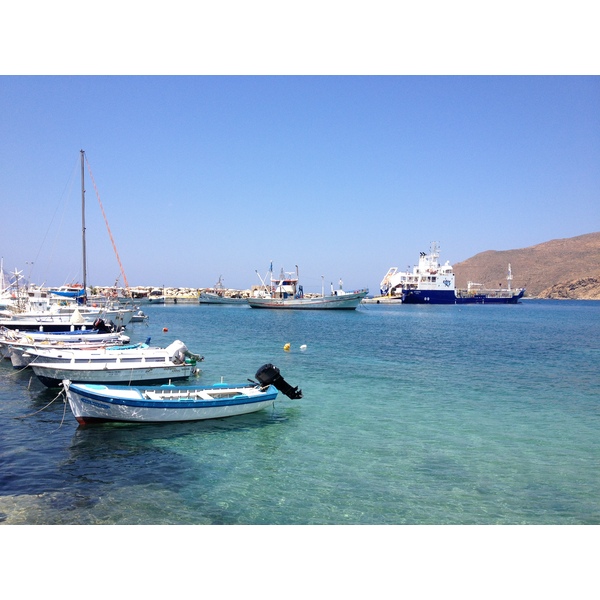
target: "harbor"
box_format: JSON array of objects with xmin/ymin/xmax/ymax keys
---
[
  {"xmin": 1, "ymin": 299, "xmax": 599, "ymax": 524},
  {"xmin": 1, "ymin": 66, "xmax": 598, "ymax": 597}
]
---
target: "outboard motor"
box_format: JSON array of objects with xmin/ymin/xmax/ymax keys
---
[
  {"xmin": 93, "ymin": 318, "xmax": 102, "ymax": 331},
  {"xmin": 255, "ymin": 363, "xmax": 302, "ymax": 399},
  {"xmin": 165, "ymin": 340, "xmax": 204, "ymax": 365},
  {"xmin": 166, "ymin": 340, "xmax": 189, "ymax": 364},
  {"xmin": 93, "ymin": 318, "xmax": 113, "ymax": 333}
]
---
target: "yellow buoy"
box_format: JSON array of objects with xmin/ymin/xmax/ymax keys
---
[{"xmin": 283, "ymin": 343, "xmax": 291, "ymax": 352}]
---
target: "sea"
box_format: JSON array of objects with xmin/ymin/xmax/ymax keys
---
[
  {"xmin": 3, "ymin": 299, "xmax": 598, "ymax": 593},
  {"xmin": 1, "ymin": 299, "xmax": 599, "ymax": 527}
]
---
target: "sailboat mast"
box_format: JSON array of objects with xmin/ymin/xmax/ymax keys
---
[{"xmin": 80, "ymin": 149, "xmax": 87, "ymax": 301}]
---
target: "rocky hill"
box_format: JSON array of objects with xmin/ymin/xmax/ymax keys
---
[{"xmin": 453, "ymin": 232, "xmax": 600, "ymax": 299}]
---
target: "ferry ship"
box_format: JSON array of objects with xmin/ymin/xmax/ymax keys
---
[{"xmin": 377, "ymin": 243, "xmax": 525, "ymax": 304}]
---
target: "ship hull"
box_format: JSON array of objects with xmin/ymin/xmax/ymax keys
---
[
  {"xmin": 402, "ymin": 288, "xmax": 525, "ymax": 304},
  {"xmin": 248, "ymin": 290, "xmax": 368, "ymax": 310}
]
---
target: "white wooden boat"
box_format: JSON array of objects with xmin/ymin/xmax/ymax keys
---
[
  {"xmin": 62, "ymin": 363, "xmax": 302, "ymax": 425},
  {"xmin": 0, "ymin": 323, "xmax": 129, "ymax": 362},
  {"xmin": 199, "ymin": 292, "xmax": 248, "ymax": 305},
  {"xmin": 199, "ymin": 277, "xmax": 248, "ymax": 305},
  {"xmin": 0, "ymin": 308, "xmax": 101, "ymax": 332},
  {"xmin": 0, "ymin": 304, "xmax": 134, "ymax": 330},
  {"xmin": 249, "ymin": 265, "xmax": 368, "ymax": 310},
  {"xmin": 28, "ymin": 340, "xmax": 203, "ymax": 387},
  {"xmin": 6, "ymin": 335, "xmax": 135, "ymax": 368},
  {"xmin": 129, "ymin": 310, "xmax": 149, "ymax": 323},
  {"xmin": 0, "ymin": 320, "xmax": 122, "ymax": 342}
]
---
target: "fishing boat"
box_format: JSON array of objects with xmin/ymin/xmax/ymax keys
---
[
  {"xmin": 28, "ymin": 339, "xmax": 203, "ymax": 387},
  {"xmin": 0, "ymin": 301, "xmax": 130, "ymax": 331},
  {"xmin": 0, "ymin": 301, "xmax": 134, "ymax": 331},
  {"xmin": 0, "ymin": 312, "xmax": 97, "ymax": 332},
  {"xmin": 62, "ymin": 362, "xmax": 302, "ymax": 425},
  {"xmin": 377, "ymin": 242, "xmax": 526, "ymax": 304},
  {"xmin": 199, "ymin": 276, "xmax": 248, "ymax": 305},
  {"xmin": 0, "ymin": 325, "xmax": 131, "ymax": 366},
  {"xmin": 1, "ymin": 322, "xmax": 123, "ymax": 349},
  {"xmin": 7, "ymin": 335, "xmax": 136, "ymax": 369},
  {"xmin": 129, "ymin": 309, "xmax": 149, "ymax": 323},
  {"xmin": 248, "ymin": 265, "xmax": 368, "ymax": 310}
]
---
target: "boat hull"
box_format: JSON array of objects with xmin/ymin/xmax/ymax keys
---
[
  {"xmin": 7, "ymin": 339, "xmax": 133, "ymax": 368},
  {"xmin": 0, "ymin": 320, "xmax": 98, "ymax": 332},
  {"xmin": 248, "ymin": 290, "xmax": 368, "ymax": 310},
  {"xmin": 199, "ymin": 293, "xmax": 248, "ymax": 305},
  {"xmin": 0, "ymin": 308, "xmax": 133, "ymax": 331},
  {"xmin": 64, "ymin": 381, "xmax": 278, "ymax": 424},
  {"xmin": 31, "ymin": 363, "xmax": 195, "ymax": 388},
  {"xmin": 9, "ymin": 330, "xmax": 128, "ymax": 343}
]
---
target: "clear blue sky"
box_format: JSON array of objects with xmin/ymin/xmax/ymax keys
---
[{"xmin": 1, "ymin": 9, "xmax": 599, "ymax": 295}]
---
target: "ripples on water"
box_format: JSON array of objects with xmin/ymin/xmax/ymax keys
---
[{"xmin": 1, "ymin": 300, "xmax": 599, "ymax": 527}]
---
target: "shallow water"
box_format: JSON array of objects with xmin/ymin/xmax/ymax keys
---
[{"xmin": 1, "ymin": 300, "xmax": 598, "ymax": 524}]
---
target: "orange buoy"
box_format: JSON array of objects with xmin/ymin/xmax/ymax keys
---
[{"xmin": 163, "ymin": 327, "xmax": 168, "ymax": 332}]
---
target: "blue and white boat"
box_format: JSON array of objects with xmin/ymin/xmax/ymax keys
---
[
  {"xmin": 62, "ymin": 363, "xmax": 302, "ymax": 425},
  {"xmin": 377, "ymin": 242, "xmax": 525, "ymax": 304}
]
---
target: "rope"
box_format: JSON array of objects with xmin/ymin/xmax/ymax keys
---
[
  {"xmin": 13, "ymin": 388, "xmax": 64, "ymax": 419},
  {"xmin": 84, "ymin": 155, "xmax": 130, "ymax": 290},
  {"xmin": 0, "ymin": 352, "xmax": 42, "ymax": 378},
  {"xmin": 54, "ymin": 391, "xmax": 69, "ymax": 431}
]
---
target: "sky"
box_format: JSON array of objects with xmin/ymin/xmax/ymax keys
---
[{"xmin": 1, "ymin": 6, "xmax": 599, "ymax": 296}]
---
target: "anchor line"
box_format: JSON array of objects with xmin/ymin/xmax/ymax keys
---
[{"xmin": 13, "ymin": 388, "xmax": 63, "ymax": 420}]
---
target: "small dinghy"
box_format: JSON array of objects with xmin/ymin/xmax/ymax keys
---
[{"xmin": 62, "ymin": 363, "xmax": 302, "ymax": 425}]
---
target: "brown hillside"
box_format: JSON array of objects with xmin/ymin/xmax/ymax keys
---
[{"xmin": 453, "ymin": 232, "xmax": 600, "ymax": 298}]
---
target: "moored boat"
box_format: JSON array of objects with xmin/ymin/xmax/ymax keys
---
[
  {"xmin": 377, "ymin": 242, "xmax": 525, "ymax": 305},
  {"xmin": 0, "ymin": 326, "xmax": 132, "ymax": 368},
  {"xmin": 0, "ymin": 304, "xmax": 134, "ymax": 331},
  {"xmin": 199, "ymin": 277, "xmax": 248, "ymax": 305},
  {"xmin": 28, "ymin": 339, "xmax": 203, "ymax": 387},
  {"xmin": 0, "ymin": 320, "xmax": 130, "ymax": 368},
  {"xmin": 248, "ymin": 265, "xmax": 368, "ymax": 310},
  {"xmin": 7, "ymin": 337, "xmax": 137, "ymax": 369},
  {"xmin": 129, "ymin": 309, "xmax": 149, "ymax": 323},
  {"xmin": 62, "ymin": 362, "xmax": 302, "ymax": 424},
  {"xmin": 0, "ymin": 308, "xmax": 106, "ymax": 332}
]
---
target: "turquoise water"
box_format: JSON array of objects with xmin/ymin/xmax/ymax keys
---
[{"xmin": 1, "ymin": 300, "xmax": 599, "ymax": 525}]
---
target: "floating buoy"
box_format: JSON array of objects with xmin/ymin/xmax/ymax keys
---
[
  {"xmin": 163, "ymin": 327, "xmax": 168, "ymax": 332},
  {"xmin": 283, "ymin": 343, "xmax": 291, "ymax": 352},
  {"xmin": 300, "ymin": 344, "xmax": 307, "ymax": 351}
]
